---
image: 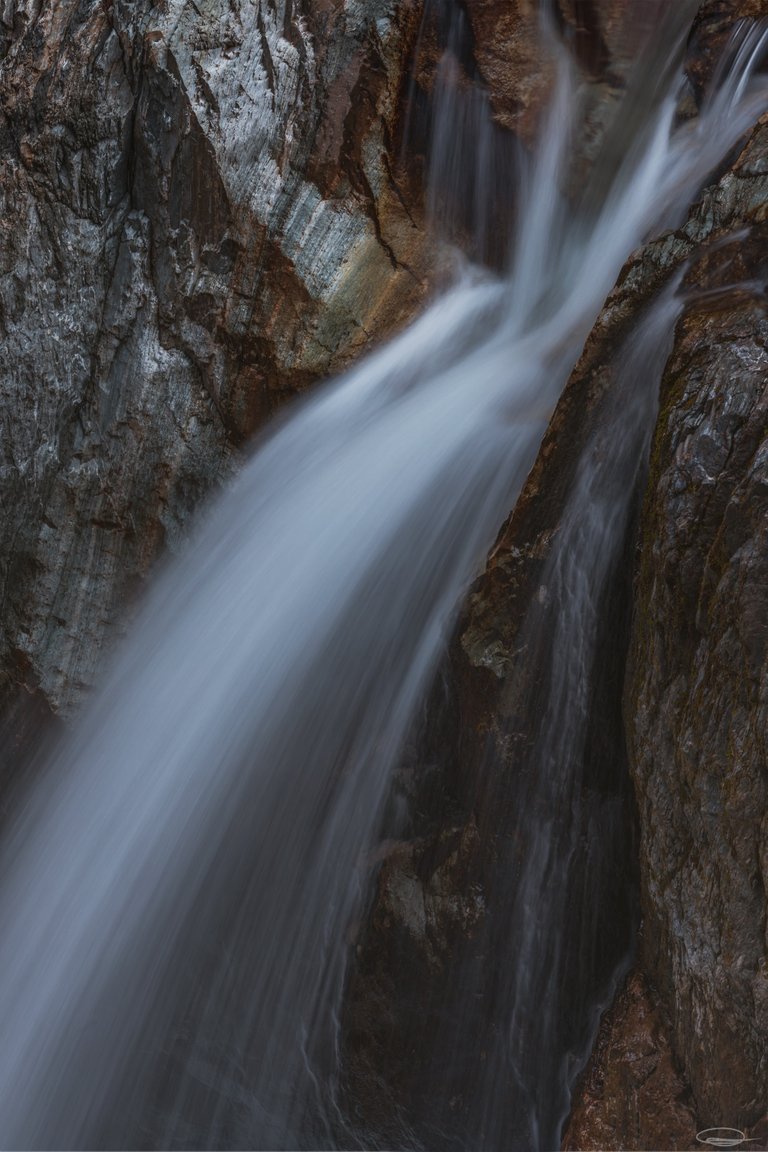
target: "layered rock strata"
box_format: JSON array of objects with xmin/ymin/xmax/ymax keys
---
[{"xmin": 0, "ymin": 0, "xmax": 428, "ymax": 737}]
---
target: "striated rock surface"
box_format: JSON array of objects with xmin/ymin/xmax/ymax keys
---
[{"xmin": 0, "ymin": 0, "xmax": 429, "ymax": 730}]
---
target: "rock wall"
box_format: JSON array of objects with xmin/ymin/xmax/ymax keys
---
[
  {"xmin": 0, "ymin": 0, "xmax": 428, "ymax": 741},
  {"xmin": 566, "ymin": 23, "xmax": 768, "ymax": 1134},
  {"xmin": 626, "ymin": 204, "xmax": 768, "ymax": 1134},
  {"xmin": 565, "ymin": 207, "xmax": 768, "ymax": 1147},
  {"xmin": 564, "ymin": 21, "xmax": 768, "ymax": 1149},
  {"xmin": 563, "ymin": 972, "xmax": 698, "ymax": 1152},
  {"xmin": 2, "ymin": 0, "xmax": 767, "ymax": 1146},
  {"xmin": 342, "ymin": 5, "xmax": 768, "ymax": 1148}
]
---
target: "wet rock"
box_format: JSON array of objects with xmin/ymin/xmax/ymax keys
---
[
  {"xmin": 340, "ymin": 213, "xmax": 659, "ymax": 1146},
  {"xmin": 343, "ymin": 820, "xmax": 486, "ymax": 1143},
  {"xmin": 562, "ymin": 971, "xmax": 698, "ymax": 1152},
  {"xmin": 511, "ymin": 118, "xmax": 768, "ymax": 1152},
  {"xmin": 688, "ymin": 0, "xmax": 768, "ymax": 100},
  {"xmin": 0, "ymin": 0, "xmax": 429, "ymax": 722},
  {"xmin": 626, "ymin": 234, "xmax": 768, "ymax": 1131},
  {"xmin": 466, "ymin": 0, "xmax": 655, "ymax": 140},
  {"xmin": 463, "ymin": 0, "xmax": 555, "ymax": 139},
  {"xmin": 558, "ymin": 79, "xmax": 768, "ymax": 1152},
  {"xmin": 342, "ymin": 30, "xmax": 768, "ymax": 1152}
]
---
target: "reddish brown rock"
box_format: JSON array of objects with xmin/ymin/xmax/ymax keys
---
[
  {"xmin": 688, "ymin": 0, "xmax": 768, "ymax": 98},
  {"xmin": 466, "ymin": 0, "xmax": 654, "ymax": 141},
  {"xmin": 342, "ymin": 22, "xmax": 768, "ymax": 1152},
  {"xmin": 626, "ymin": 241, "xmax": 768, "ymax": 1132},
  {"xmin": 465, "ymin": 0, "xmax": 554, "ymax": 139},
  {"xmin": 563, "ymin": 971, "xmax": 698, "ymax": 1152}
]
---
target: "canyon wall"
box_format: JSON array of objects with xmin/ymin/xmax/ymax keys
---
[
  {"xmin": 0, "ymin": 0, "xmax": 766, "ymax": 1148},
  {"xmin": 0, "ymin": 0, "xmax": 428, "ymax": 757},
  {"xmin": 568, "ymin": 7, "xmax": 768, "ymax": 1141},
  {"xmin": 343, "ymin": 3, "xmax": 768, "ymax": 1148}
]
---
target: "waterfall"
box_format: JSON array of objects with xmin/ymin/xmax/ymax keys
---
[
  {"xmin": 0, "ymin": 7, "xmax": 765, "ymax": 1150},
  {"xmin": 399, "ymin": 289, "xmax": 688, "ymax": 1152}
]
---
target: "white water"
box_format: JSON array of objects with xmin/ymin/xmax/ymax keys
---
[
  {"xmin": 447, "ymin": 291, "xmax": 687, "ymax": 1152},
  {"xmin": 0, "ymin": 8, "xmax": 766, "ymax": 1149}
]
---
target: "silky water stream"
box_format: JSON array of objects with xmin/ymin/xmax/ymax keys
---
[{"xmin": 0, "ymin": 5, "xmax": 766, "ymax": 1149}]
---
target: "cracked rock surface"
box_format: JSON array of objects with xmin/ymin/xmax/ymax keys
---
[
  {"xmin": 627, "ymin": 223, "xmax": 768, "ymax": 1135},
  {"xmin": 0, "ymin": 0, "xmax": 428, "ymax": 734}
]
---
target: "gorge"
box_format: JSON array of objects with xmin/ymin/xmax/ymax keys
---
[{"xmin": 0, "ymin": 1, "xmax": 767, "ymax": 1149}]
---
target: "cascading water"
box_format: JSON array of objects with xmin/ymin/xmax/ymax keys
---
[
  {"xmin": 0, "ymin": 5, "xmax": 766, "ymax": 1150},
  {"xmin": 493, "ymin": 303, "xmax": 683, "ymax": 1147},
  {"xmin": 393, "ymin": 290, "xmax": 688, "ymax": 1152},
  {"xmin": 418, "ymin": 0, "xmax": 520, "ymax": 266}
]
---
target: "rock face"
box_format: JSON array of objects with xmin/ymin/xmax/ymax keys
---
[
  {"xmin": 688, "ymin": 0, "xmax": 768, "ymax": 96},
  {"xmin": 465, "ymin": 0, "xmax": 678, "ymax": 140},
  {"xmin": 2, "ymin": 0, "xmax": 767, "ymax": 1147},
  {"xmin": 626, "ymin": 226, "xmax": 768, "ymax": 1130},
  {"xmin": 0, "ymin": 0, "xmax": 428, "ymax": 732},
  {"xmin": 342, "ymin": 11, "xmax": 768, "ymax": 1150},
  {"xmin": 562, "ymin": 972, "xmax": 697, "ymax": 1152},
  {"xmin": 569, "ymin": 106, "xmax": 768, "ymax": 1145}
]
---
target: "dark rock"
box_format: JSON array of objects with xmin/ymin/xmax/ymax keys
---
[
  {"xmin": 687, "ymin": 0, "xmax": 768, "ymax": 100},
  {"xmin": 557, "ymin": 46, "xmax": 768, "ymax": 1152},
  {"xmin": 342, "ymin": 20, "xmax": 768, "ymax": 1151},
  {"xmin": 626, "ymin": 231, "xmax": 768, "ymax": 1131}
]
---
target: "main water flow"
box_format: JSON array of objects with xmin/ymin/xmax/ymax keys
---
[{"xmin": 0, "ymin": 3, "xmax": 765, "ymax": 1148}]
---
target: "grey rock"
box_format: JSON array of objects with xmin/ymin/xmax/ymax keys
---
[{"xmin": 0, "ymin": 0, "xmax": 428, "ymax": 724}]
